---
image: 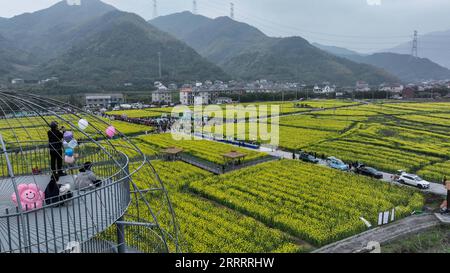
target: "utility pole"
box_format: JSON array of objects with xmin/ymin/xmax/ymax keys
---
[
  {"xmin": 152, "ymin": 0, "xmax": 158, "ymax": 19},
  {"xmin": 230, "ymin": 2, "xmax": 235, "ymax": 19},
  {"xmin": 193, "ymin": 0, "xmax": 198, "ymax": 14},
  {"xmin": 411, "ymin": 30, "xmax": 418, "ymax": 58},
  {"xmin": 158, "ymin": 52, "xmax": 162, "ymax": 79}
]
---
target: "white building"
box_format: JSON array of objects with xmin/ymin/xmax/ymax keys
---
[
  {"xmin": 11, "ymin": 78, "xmax": 24, "ymax": 85},
  {"xmin": 313, "ymin": 84, "xmax": 335, "ymax": 94},
  {"xmin": 195, "ymin": 91, "xmax": 211, "ymax": 105},
  {"xmin": 180, "ymin": 85, "xmax": 219, "ymax": 105},
  {"xmin": 215, "ymin": 97, "xmax": 233, "ymax": 104},
  {"xmin": 379, "ymin": 84, "xmax": 404, "ymax": 93},
  {"xmin": 180, "ymin": 86, "xmax": 194, "ymax": 105},
  {"xmin": 39, "ymin": 77, "xmax": 59, "ymax": 85},
  {"xmin": 152, "ymin": 90, "xmax": 172, "ymax": 104},
  {"xmin": 313, "ymin": 85, "xmax": 321, "ymax": 93},
  {"xmin": 355, "ymin": 81, "xmax": 370, "ymax": 92},
  {"xmin": 85, "ymin": 93, "xmax": 124, "ymax": 109}
]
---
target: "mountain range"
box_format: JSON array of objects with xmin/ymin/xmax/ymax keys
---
[
  {"xmin": 314, "ymin": 43, "xmax": 450, "ymax": 83},
  {"xmin": 1, "ymin": 0, "xmax": 448, "ymax": 88},
  {"xmin": 151, "ymin": 12, "xmax": 398, "ymax": 85},
  {"xmin": 0, "ymin": 0, "xmax": 227, "ymax": 86}
]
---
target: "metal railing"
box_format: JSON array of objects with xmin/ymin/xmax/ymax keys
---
[{"xmin": 0, "ymin": 144, "xmax": 132, "ymax": 253}]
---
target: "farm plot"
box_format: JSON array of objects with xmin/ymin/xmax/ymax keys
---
[
  {"xmin": 0, "ymin": 115, "xmax": 154, "ymax": 146},
  {"xmin": 106, "ymin": 108, "xmax": 175, "ymax": 118},
  {"xmin": 128, "ymin": 161, "xmax": 304, "ymax": 253},
  {"xmin": 383, "ymin": 102, "xmax": 450, "ymax": 113},
  {"xmin": 202, "ymin": 122, "xmax": 338, "ymax": 150},
  {"xmin": 278, "ymin": 126, "xmax": 338, "ymax": 151},
  {"xmin": 278, "ymin": 115, "xmax": 354, "ymax": 132},
  {"xmin": 137, "ymin": 133, "xmax": 266, "ymax": 165},
  {"xmin": 189, "ymin": 160, "xmax": 424, "ymax": 246},
  {"xmin": 343, "ymin": 123, "xmax": 450, "ymax": 158},
  {"xmin": 309, "ymin": 140, "xmax": 439, "ymax": 173},
  {"xmin": 396, "ymin": 114, "xmax": 450, "ymax": 128},
  {"xmin": 417, "ymin": 161, "xmax": 450, "ymax": 183}
]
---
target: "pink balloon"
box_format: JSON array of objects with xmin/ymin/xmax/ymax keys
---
[
  {"xmin": 65, "ymin": 155, "xmax": 75, "ymax": 164},
  {"xmin": 106, "ymin": 126, "xmax": 116, "ymax": 138}
]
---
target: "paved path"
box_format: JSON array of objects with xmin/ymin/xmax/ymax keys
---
[{"xmin": 313, "ymin": 213, "xmax": 440, "ymax": 253}]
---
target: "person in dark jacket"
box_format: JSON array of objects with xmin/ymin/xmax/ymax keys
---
[
  {"xmin": 45, "ymin": 174, "xmax": 60, "ymax": 206},
  {"xmin": 48, "ymin": 121, "xmax": 65, "ymax": 177}
]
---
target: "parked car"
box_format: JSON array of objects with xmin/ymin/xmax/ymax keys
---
[
  {"xmin": 355, "ymin": 165, "xmax": 383, "ymax": 179},
  {"xmin": 397, "ymin": 172, "xmax": 430, "ymax": 189},
  {"xmin": 299, "ymin": 152, "xmax": 319, "ymax": 164},
  {"xmin": 327, "ymin": 157, "xmax": 349, "ymax": 171}
]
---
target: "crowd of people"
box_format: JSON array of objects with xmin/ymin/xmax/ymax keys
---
[{"xmin": 109, "ymin": 115, "xmax": 176, "ymax": 133}]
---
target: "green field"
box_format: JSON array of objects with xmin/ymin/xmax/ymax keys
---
[
  {"xmin": 189, "ymin": 160, "xmax": 423, "ymax": 246},
  {"xmin": 0, "ymin": 114, "xmax": 154, "ymax": 146},
  {"xmin": 3, "ymin": 99, "xmax": 448, "ymax": 253},
  {"xmin": 130, "ymin": 161, "xmax": 305, "ymax": 253},
  {"xmin": 137, "ymin": 133, "xmax": 266, "ymax": 165},
  {"xmin": 129, "ymin": 100, "xmax": 450, "ymax": 183},
  {"xmin": 105, "ymin": 100, "xmax": 359, "ymax": 119},
  {"xmin": 251, "ymin": 101, "xmax": 450, "ymax": 182},
  {"xmin": 127, "ymin": 159, "xmax": 422, "ymax": 251}
]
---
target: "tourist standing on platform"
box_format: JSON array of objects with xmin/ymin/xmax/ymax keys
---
[{"xmin": 48, "ymin": 121, "xmax": 66, "ymax": 177}]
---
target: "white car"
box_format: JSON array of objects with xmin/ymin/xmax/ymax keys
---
[{"xmin": 397, "ymin": 172, "xmax": 430, "ymax": 189}]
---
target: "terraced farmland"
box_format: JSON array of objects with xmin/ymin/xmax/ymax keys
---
[
  {"xmin": 138, "ymin": 133, "xmax": 266, "ymax": 164},
  {"xmin": 189, "ymin": 160, "xmax": 424, "ymax": 246},
  {"xmin": 130, "ymin": 161, "xmax": 304, "ymax": 253}
]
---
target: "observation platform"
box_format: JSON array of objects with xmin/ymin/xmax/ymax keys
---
[
  {"xmin": 0, "ymin": 90, "xmax": 179, "ymax": 253},
  {"xmin": 0, "ymin": 174, "xmax": 131, "ymax": 253}
]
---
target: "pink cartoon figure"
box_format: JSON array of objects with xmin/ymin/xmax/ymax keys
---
[{"xmin": 11, "ymin": 184, "xmax": 45, "ymax": 211}]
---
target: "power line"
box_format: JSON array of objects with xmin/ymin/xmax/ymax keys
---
[
  {"xmin": 193, "ymin": 0, "xmax": 198, "ymax": 14},
  {"xmin": 230, "ymin": 2, "xmax": 234, "ymax": 20},
  {"xmin": 201, "ymin": 0, "xmax": 409, "ymax": 45},
  {"xmin": 158, "ymin": 51, "xmax": 162, "ymax": 79},
  {"xmin": 195, "ymin": 0, "xmax": 450, "ymax": 53},
  {"xmin": 205, "ymin": 0, "xmax": 423, "ymax": 40},
  {"xmin": 152, "ymin": 0, "xmax": 157, "ymax": 19}
]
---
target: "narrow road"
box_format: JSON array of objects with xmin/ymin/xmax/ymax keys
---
[{"xmin": 313, "ymin": 213, "xmax": 440, "ymax": 253}]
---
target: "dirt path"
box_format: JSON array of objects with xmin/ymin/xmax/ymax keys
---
[{"xmin": 313, "ymin": 213, "xmax": 440, "ymax": 253}]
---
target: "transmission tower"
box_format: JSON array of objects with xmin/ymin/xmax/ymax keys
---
[
  {"xmin": 158, "ymin": 52, "xmax": 162, "ymax": 79},
  {"xmin": 193, "ymin": 0, "xmax": 198, "ymax": 14},
  {"xmin": 411, "ymin": 30, "xmax": 418, "ymax": 58},
  {"xmin": 153, "ymin": 0, "xmax": 158, "ymax": 19},
  {"xmin": 230, "ymin": 2, "xmax": 235, "ymax": 19}
]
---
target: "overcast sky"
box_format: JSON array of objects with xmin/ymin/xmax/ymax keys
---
[{"xmin": 1, "ymin": 0, "xmax": 449, "ymax": 53}]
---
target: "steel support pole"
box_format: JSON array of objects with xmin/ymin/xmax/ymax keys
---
[
  {"xmin": 0, "ymin": 134, "xmax": 30, "ymax": 252},
  {"xmin": 116, "ymin": 217, "xmax": 126, "ymax": 254}
]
